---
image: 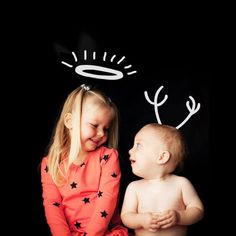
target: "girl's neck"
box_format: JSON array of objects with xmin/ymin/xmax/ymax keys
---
[{"xmin": 73, "ymin": 150, "xmax": 88, "ymax": 165}]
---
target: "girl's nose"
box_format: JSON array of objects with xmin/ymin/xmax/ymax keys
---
[{"xmin": 97, "ymin": 129, "xmax": 105, "ymax": 137}]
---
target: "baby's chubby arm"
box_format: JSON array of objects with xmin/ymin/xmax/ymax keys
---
[
  {"xmin": 177, "ymin": 177, "xmax": 204, "ymax": 225},
  {"xmin": 157, "ymin": 177, "xmax": 204, "ymax": 229},
  {"xmin": 121, "ymin": 182, "xmax": 160, "ymax": 232}
]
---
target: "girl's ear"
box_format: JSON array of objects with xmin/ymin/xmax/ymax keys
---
[
  {"xmin": 64, "ymin": 113, "xmax": 73, "ymax": 129},
  {"xmin": 156, "ymin": 151, "xmax": 170, "ymax": 165}
]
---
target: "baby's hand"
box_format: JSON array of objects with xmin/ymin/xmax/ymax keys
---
[
  {"xmin": 157, "ymin": 210, "xmax": 179, "ymax": 229},
  {"xmin": 140, "ymin": 213, "xmax": 161, "ymax": 232}
]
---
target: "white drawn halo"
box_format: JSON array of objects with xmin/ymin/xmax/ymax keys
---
[
  {"xmin": 75, "ymin": 64, "xmax": 123, "ymax": 80},
  {"xmin": 61, "ymin": 50, "xmax": 137, "ymax": 80}
]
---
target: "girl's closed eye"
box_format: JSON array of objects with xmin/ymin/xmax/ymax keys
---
[
  {"xmin": 89, "ymin": 123, "xmax": 98, "ymax": 128},
  {"xmin": 90, "ymin": 123, "xmax": 109, "ymax": 130}
]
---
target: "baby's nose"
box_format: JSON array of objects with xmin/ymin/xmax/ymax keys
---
[{"xmin": 128, "ymin": 147, "xmax": 133, "ymax": 155}]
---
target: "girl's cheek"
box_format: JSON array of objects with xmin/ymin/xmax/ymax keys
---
[{"xmin": 103, "ymin": 135, "xmax": 108, "ymax": 143}]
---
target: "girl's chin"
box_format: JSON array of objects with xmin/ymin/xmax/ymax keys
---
[{"xmin": 86, "ymin": 141, "xmax": 100, "ymax": 150}]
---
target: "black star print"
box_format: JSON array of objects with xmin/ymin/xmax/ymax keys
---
[
  {"xmin": 100, "ymin": 210, "xmax": 108, "ymax": 218},
  {"xmin": 80, "ymin": 162, "xmax": 85, "ymax": 167},
  {"xmin": 111, "ymin": 172, "xmax": 118, "ymax": 178},
  {"xmin": 44, "ymin": 165, "xmax": 48, "ymax": 172},
  {"xmin": 53, "ymin": 202, "xmax": 60, "ymax": 207},
  {"xmin": 102, "ymin": 155, "xmax": 109, "ymax": 161},
  {"xmin": 98, "ymin": 191, "xmax": 103, "ymax": 197},
  {"xmin": 74, "ymin": 221, "xmax": 81, "ymax": 228},
  {"xmin": 82, "ymin": 197, "xmax": 90, "ymax": 204},
  {"xmin": 70, "ymin": 181, "xmax": 77, "ymax": 189}
]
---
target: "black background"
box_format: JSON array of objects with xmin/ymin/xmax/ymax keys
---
[{"xmin": 6, "ymin": 5, "xmax": 211, "ymax": 236}]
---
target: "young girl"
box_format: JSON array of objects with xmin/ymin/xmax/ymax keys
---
[{"xmin": 41, "ymin": 84, "xmax": 129, "ymax": 236}]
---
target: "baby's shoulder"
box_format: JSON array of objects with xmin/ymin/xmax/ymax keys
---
[
  {"xmin": 127, "ymin": 179, "xmax": 144, "ymax": 188},
  {"xmin": 125, "ymin": 179, "xmax": 149, "ymax": 195},
  {"xmin": 171, "ymin": 174, "xmax": 192, "ymax": 186}
]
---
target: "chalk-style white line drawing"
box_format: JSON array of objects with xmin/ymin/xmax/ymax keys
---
[
  {"xmin": 144, "ymin": 85, "xmax": 201, "ymax": 129},
  {"xmin": 61, "ymin": 50, "xmax": 137, "ymax": 80},
  {"xmin": 75, "ymin": 65, "xmax": 123, "ymax": 80}
]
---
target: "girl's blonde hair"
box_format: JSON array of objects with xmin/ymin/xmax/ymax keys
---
[{"xmin": 46, "ymin": 84, "xmax": 119, "ymax": 185}]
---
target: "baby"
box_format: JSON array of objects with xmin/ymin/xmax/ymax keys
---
[{"xmin": 121, "ymin": 123, "xmax": 204, "ymax": 236}]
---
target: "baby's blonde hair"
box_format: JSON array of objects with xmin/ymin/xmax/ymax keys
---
[
  {"xmin": 146, "ymin": 123, "xmax": 187, "ymax": 171},
  {"xmin": 46, "ymin": 85, "xmax": 119, "ymax": 185}
]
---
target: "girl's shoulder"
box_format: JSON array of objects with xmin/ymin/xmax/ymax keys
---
[
  {"xmin": 97, "ymin": 146, "xmax": 119, "ymax": 166},
  {"xmin": 41, "ymin": 155, "xmax": 48, "ymax": 164},
  {"xmin": 40, "ymin": 156, "xmax": 49, "ymax": 173},
  {"xmin": 98, "ymin": 146, "xmax": 118, "ymax": 157}
]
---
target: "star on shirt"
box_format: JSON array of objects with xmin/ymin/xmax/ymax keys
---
[
  {"xmin": 74, "ymin": 221, "xmax": 81, "ymax": 228},
  {"xmin": 44, "ymin": 165, "xmax": 48, "ymax": 172},
  {"xmin": 98, "ymin": 191, "xmax": 103, "ymax": 197},
  {"xmin": 100, "ymin": 210, "xmax": 108, "ymax": 218},
  {"xmin": 53, "ymin": 202, "xmax": 60, "ymax": 207},
  {"xmin": 102, "ymin": 155, "xmax": 109, "ymax": 161},
  {"xmin": 82, "ymin": 197, "xmax": 90, "ymax": 204},
  {"xmin": 80, "ymin": 162, "xmax": 85, "ymax": 167},
  {"xmin": 70, "ymin": 181, "xmax": 77, "ymax": 189},
  {"xmin": 111, "ymin": 172, "xmax": 118, "ymax": 178}
]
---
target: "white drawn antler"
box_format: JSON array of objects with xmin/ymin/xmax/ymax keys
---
[
  {"xmin": 176, "ymin": 96, "xmax": 201, "ymax": 129},
  {"xmin": 144, "ymin": 86, "xmax": 201, "ymax": 129},
  {"xmin": 144, "ymin": 86, "xmax": 168, "ymax": 124}
]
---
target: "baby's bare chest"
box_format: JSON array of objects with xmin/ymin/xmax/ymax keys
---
[{"xmin": 136, "ymin": 183, "xmax": 184, "ymax": 212}]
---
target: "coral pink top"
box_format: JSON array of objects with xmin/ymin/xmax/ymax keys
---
[{"xmin": 41, "ymin": 146, "xmax": 128, "ymax": 236}]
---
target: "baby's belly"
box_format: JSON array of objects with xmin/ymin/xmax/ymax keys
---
[{"xmin": 135, "ymin": 225, "xmax": 187, "ymax": 236}]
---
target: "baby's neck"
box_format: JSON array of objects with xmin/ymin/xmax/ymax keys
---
[{"xmin": 148, "ymin": 174, "xmax": 172, "ymax": 182}]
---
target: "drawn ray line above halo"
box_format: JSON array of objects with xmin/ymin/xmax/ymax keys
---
[{"xmin": 61, "ymin": 50, "xmax": 137, "ymax": 80}]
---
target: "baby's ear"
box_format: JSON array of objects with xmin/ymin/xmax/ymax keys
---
[
  {"xmin": 64, "ymin": 113, "xmax": 73, "ymax": 129},
  {"xmin": 156, "ymin": 151, "xmax": 170, "ymax": 165}
]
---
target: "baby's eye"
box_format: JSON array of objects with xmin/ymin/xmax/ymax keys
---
[{"xmin": 135, "ymin": 143, "xmax": 141, "ymax": 149}]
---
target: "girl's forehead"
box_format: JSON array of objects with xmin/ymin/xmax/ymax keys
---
[
  {"xmin": 83, "ymin": 104, "xmax": 111, "ymax": 117},
  {"xmin": 83, "ymin": 95, "xmax": 108, "ymax": 109}
]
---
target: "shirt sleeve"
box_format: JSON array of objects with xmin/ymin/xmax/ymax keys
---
[
  {"xmin": 85, "ymin": 148, "xmax": 121, "ymax": 235},
  {"xmin": 41, "ymin": 157, "xmax": 72, "ymax": 236}
]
